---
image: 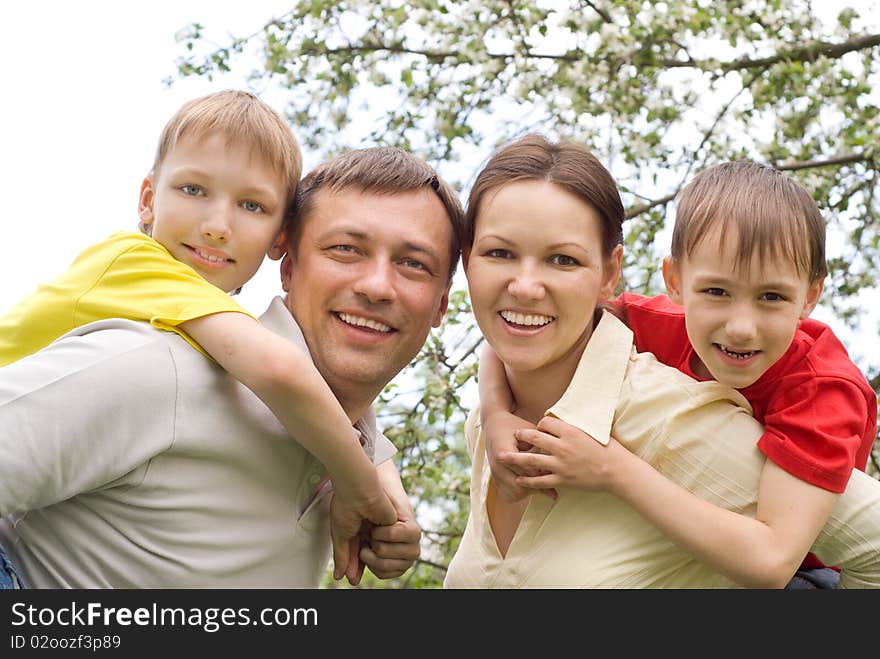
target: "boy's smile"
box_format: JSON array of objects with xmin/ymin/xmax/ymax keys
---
[
  {"xmin": 664, "ymin": 225, "xmax": 822, "ymax": 389},
  {"xmin": 139, "ymin": 132, "xmax": 287, "ymax": 294}
]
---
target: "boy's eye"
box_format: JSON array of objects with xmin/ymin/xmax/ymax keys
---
[
  {"xmin": 241, "ymin": 200, "xmax": 265, "ymax": 213},
  {"xmin": 702, "ymin": 287, "xmax": 727, "ymax": 297},
  {"xmin": 180, "ymin": 184, "xmax": 203, "ymax": 196},
  {"xmin": 761, "ymin": 292, "xmax": 787, "ymax": 302},
  {"xmin": 549, "ymin": 254, "xmax": 579, "ymax": 267}
]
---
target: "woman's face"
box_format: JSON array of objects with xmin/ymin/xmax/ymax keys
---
[{"xmin": 465, "ymin": 179, "xmax": 621, "ymax": 375}]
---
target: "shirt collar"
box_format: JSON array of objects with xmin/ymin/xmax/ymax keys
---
[
  {"xmin": 545, "ymin": 309, "xmax": 634, "ymax": 446},
  {"xmin": 258, "ymin": 296, "xmax": 388, "ymax": 462}
]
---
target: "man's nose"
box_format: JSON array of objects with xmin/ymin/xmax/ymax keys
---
[{"xmin": 354, "ymin": 259, "xmax": 396, "ymax": 304}]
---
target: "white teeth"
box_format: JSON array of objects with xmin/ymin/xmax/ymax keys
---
[
  {"xmin": 195, "ymin": 249, "xmax": 226, "ymax": 263},
  {"xmin": 500, "ymin": 310, "xmax": 555, "ymax": 327},
  {"xmin": 338, "ymin": 313, "xmax": 392, "ymax": 333},
  {"xmin": 718, "ymin": 344, "xmax": 756, "ymax": 359}
]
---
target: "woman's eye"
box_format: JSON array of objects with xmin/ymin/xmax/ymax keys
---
[
  {"xmin": 550, "ymin": 254, "xmax": 579, "ymax": 267},
  {"xmin": 485, "ymin": 249, "xmax": 512, "ymax": 259}
]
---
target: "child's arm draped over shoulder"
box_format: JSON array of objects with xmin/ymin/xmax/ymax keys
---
[
  {"xmin": 504, "ymin": 416, "xmax": 839, "ymax": 588},
  {"xmin": 183, "ymin": 312, "xmax": 397, "ymax": 581},
  {"xmin": 478, "ymin": 344, "xmax": 537, "ymax": 502}
]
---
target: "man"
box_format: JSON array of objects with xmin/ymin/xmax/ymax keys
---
[{"xmin": 0, "ymin": 147, "xmax": 465, "ymax": 588}]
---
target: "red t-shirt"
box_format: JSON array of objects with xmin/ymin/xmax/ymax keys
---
[{"xmin": 611, "ymin": 292, "xmax": 876, "ymax": 491}]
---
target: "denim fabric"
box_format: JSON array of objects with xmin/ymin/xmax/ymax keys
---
[
  {"xmin": 0, "ymin": 543, "xmax": 25, "ymax": 589},
  {"xmin": 785, "ymin": 567, "xmax": 840, "ymax": 590}
]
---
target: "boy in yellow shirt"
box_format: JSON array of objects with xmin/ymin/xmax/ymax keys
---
[{"xmin": 0, "ymin": 89, "xmax": 398, "ymax": 583}]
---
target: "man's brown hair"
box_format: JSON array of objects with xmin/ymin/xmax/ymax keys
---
[{"xmin": 285, "ymin": 146, "xmax": 465, "ymax": 279}]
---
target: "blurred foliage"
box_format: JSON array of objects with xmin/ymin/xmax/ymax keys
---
[{"xmin": 173, "ymin": 0, "xmax": 880, "ymax": 587}]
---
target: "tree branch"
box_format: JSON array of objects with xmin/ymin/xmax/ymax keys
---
[
  {"xmin": 626, "ymin": 193, "xmax": 676, "ymax": 219},
  {"xmin": 776, "ymin": 151, "xmax": 875, "ymax": 172},
  {"xmin": 296, "ymin": 32, "xmax": 880, "ymax": 72}
]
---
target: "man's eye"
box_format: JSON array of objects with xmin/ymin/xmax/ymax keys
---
[
  {"xmin": 241, "ymin": 200, "xmax": 264, "ymax": 213},
  {"xmin": 402, "ymin": 258, "xmax": 426, "ymax": 271},
  {"xmin": 549, "ymin": 254, "xmax": 579, "ymax": 267},
  {"xmin": 331, "ymin": 244, "xmax": 356, "ymax": 253},
  {"xmin": 180, "ymin": 184, "xmax": 203, "ymax": 196}
]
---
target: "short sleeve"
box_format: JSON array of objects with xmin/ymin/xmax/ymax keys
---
[
  {"xmin": 0, "ymin": 232, "xmax": 255, "ymax": 364},
  {"xmin": 757, "ymin": 377, "xmax": 868, "ymax": 493},
  {"xmin": 75, "ymin": 234, "xmax": 255, "ymax": 357}
]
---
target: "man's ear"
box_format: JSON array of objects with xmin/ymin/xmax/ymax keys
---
[
  {"xmin": 138, "ymin": 177, "xmax": 155, "ymax": 234},
  {"xmin": 601, "ymin": 244, "xmax": 624, "ymax": 300},
  {"xmin": 431, "ymin": 282, "xmax": 452, "ymax": 328},
  {"xmin": 279, "ymin": 252, "xmax": 293, "ymax": 293},
  {"xmin": 800, "ymin": 278, "xmax": 824, "ymax": 319},
  {"xmin": 662, "ymin": 255, "xmax": 684, "ymax": 304},
  {"xmin": 267, "ymin": 230, "xmax": 287, "ymax": 261}
]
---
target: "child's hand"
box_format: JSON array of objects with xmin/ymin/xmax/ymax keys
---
[
  {"xmin": 329, "ymin": 481, "xmax": 397, "ymax": 584},
  {"xmin": 484, "ymin": 409, "xmax": 540, "ymax": 502},
  {"xmin": 497, "ymin": 415, "xmax": 629, "ymax": 493}
]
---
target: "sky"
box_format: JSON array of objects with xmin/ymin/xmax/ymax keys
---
[
  {"xmin": 0, "ymin": 1, "xmax": 876, "ymax": 375},
  {"xmin": 0, "ymin": 0, "xmax": 295, "ymax": 317}
]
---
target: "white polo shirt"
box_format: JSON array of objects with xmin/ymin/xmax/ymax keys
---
[{"xmin": 0, "ymin": 296, "xmax": 395, "ymax": 588}]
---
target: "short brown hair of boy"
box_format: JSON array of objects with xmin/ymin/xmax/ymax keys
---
[
  {"xmin": 285, "ymin": 146, "xmax": 465, "ymax": 280},
  {"xmin": 464, "ymin": 133, "xmax": 625, "ymax": 259},
  {"xmin": 152, "ymin": 89, "xmax": 302, "ymax": 206},
  {"xmin": 672, "ymin": 160, "xmax": 827, "ymax": 283}
]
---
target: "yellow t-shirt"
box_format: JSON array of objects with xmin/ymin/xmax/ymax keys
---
[{"xmin": 0, "ymin": 231, "xmax": 255, "ymax": 365}]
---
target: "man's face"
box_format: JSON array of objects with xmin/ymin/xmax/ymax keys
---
[
  {"xmin": 282, "ymin": 187, "xmax": 453, "ymax": 404},
  {"xmin": 664, "ymin": 224, "xmax": 822, "ymax": 389}
]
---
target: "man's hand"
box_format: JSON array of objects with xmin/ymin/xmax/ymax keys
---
[
  {"xmin": 360, "ymin": 509, "xmax": 421, "ymax": 580},
  {"xmin": 356, "ymin": 460, "xmax": 422, "ymax": 581},
  {"xmin": 329, "ymin": 482, "xmax": 397, "ymax": 585}
]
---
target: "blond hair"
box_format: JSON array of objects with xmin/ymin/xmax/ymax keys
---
[
  {"xmin": 152, "ymin": 89, "xmax": 302, "ymax": 206},
  {"xmin": 672, "ymin": 161, "xmax": 827, "ymax": 282}
]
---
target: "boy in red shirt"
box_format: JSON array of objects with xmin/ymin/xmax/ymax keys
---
[{"xmin": 485, "ymin": 160, "xmax": 877, "ymax": 588}]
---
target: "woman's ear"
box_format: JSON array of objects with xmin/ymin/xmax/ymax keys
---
[
  {"xmin": 601, "ymin": 244, "xmax": 624, "ymax": 299},
  {"xmin": 662, "ymin": 256, "xmax": 684, "ymax": 304},
  {"xmin": 267, "ymin": 230, "xmax": 287, "ymax": 261},
  {"xmin": 138, "ymin": 177, "xmax": 155, "ymax": 235}
]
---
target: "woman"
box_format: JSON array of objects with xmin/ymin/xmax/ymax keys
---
[{"xmin": 443, "ymin": 134, "xmax": 880, "ymax": 588}]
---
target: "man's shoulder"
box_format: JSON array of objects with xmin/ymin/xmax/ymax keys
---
[{"xmin": 44, "ymin": 318, "xmax": 201, "ymax": 378}]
